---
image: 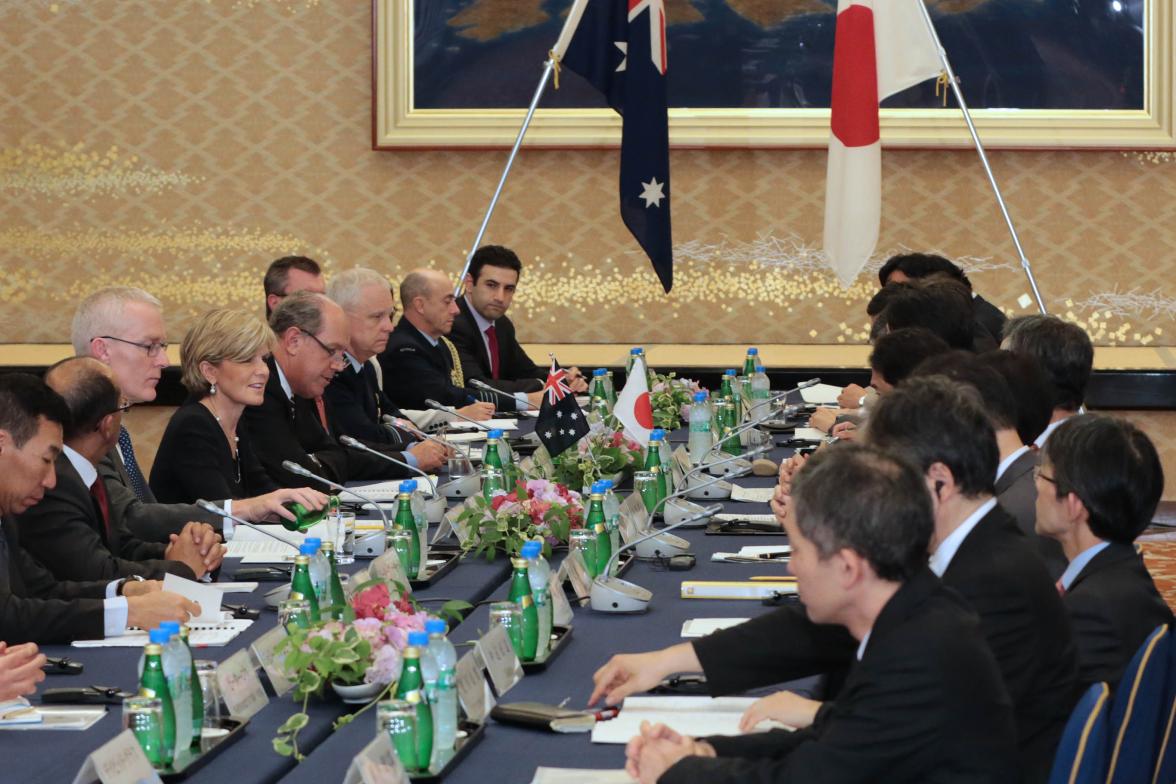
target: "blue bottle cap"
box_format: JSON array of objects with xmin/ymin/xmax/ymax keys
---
[
  {"xmin": 488, "ymin": 429, "xmax": 504, "ymax": 439},
  {"xmin": 407, "ymin": 631, "xmax": 429, "ymax": 647},
  {"xmin": 747, "ymin": 347, "xmax": 758, "ymax": 355},
  {"xmin": 693, "ymin": 391, "xmax": 708, "ymax": 402},
  {"xmin": 148, "ymin": 628, "xmax": 171, "ymax": 645},
  {"xmin": 755, "ymin": 365, "xmax": 766, "ymax": 373},
  {"xmin": 304, "ymin": 537, "xmax": 321, "ymax": 547},
  {"xmin": 593, "ymin": 368, "xmax": 607, "ymax": 376},
  {"xmin": 600, "ymin": 479, "xmax": 614, "ymax": 490},
  {"xmin": 399, "ymin": 479, "xmax": 417, "ymax": 494},
  {"xmin": 160, "ymin": 621, "xmax": 180, "ymax": 635},
  {"xmin": 299, "ymin": 542, "xmax": 318, "ymax": 556},
  {"xmin": 425, "ymin": 618, "xmax": 447, "ymax": 635},
  {"xmin": 725, "ymin": 369, "xmax": 737, "ymax": 376},
  {"xmin": 630, "ymin": 347, "xmax": 642, "ymax": 355},
  {"xmin": 649, "ymin": 430, "xmax": 664, "ymax": 442},
  {"xmin": 520, "ymin": 541, "xmax": 541, "ymax": 559}
]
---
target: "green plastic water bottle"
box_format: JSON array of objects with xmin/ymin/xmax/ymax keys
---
[
  {"xmin": 396, "ymin": 633, "xmax": 434, "ymax": 772},
  {"xmin": 139, "ymin": 632, "xmax": 176, "ymax": 766},
  {"xmin": 644, "ymin": 432, "xmax": 668, "ymax": 510},
  {"xmin": 290, "ymin": 552, "xmax": 320, "ymax": 622},
  {"xmin": 322, "ymin": 540, "xmax": 346, "ymax": 619},
  {"xmin": 393, "ymin": 482, "xmax": 422, "ymax": 579},
  {"xmin": 742, "ymin": 347, "xmax": 759, "ymax": 377},
  {"xmin": 508, "ymin": 558, "xmax": 539, "ymax": 662},
  {"xmin": 586, "ymin": 482, "xmax": 612, "ymax": 577},
  {"xmin": 280, "ymin": 495, "xmax": 340, "ymax": 532}
]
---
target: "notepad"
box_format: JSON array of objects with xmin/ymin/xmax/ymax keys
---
[
  {"xmin": 449, "ymin": 418, "xmax": 518, "ymax": 431},
  {"xmin": 793, "ymin": 427, "xmax": 829, "ymax": 440},
  {"xmin": 729, "ymin": 485, "xmax": 776, "ymax": 503},
  {"xmin": 0, "ymin": 705, "xmax": 105, "ymax": 731},
  {"xmin": 73, "ymin": 619, "xmax": 253, "ymax": 648},
  {"xmin": 799, "ymin": 383, "xmax": 842, "ymax": 405},
  {"xmin": 680, "ymin": 580, "xmax": 797, "ymax": 600},
  {"xmin": 680, "ymin": 618, "xmax": 749, "ymax": 638},
  {"xmin": 591, "ymin": 696, "xmax": 787, "ymax": 744},
  {"xmin": 715, "ymin": 513, "xmax": 777, "ymax": 524}
]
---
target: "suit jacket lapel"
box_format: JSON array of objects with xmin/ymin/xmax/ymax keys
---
[
  {"xmin": 457, "ymin": 297, "xmax": 491, "ymax": 374},
  {"xmin": 995, "ymin": 449, "xmax": 1036, "ymax": 496}
]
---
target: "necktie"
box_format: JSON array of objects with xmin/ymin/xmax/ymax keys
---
[
  {"xmin": 485, "ymin": 323, "xmax": 500, "ymax": 379},
  {"xmin": 1055, "ymin": 578, "xmax": 1066, "ymax": 597},
  {"xmin": 90, "ymin": 478, "xmax": 112, "ymax": 541},
  {"xmin": 118, "ymin": 426, "xmax": 149, "ymax": 502},
  {"xmin": 314, "ymin": 396, "xmax": 330, "ymax": 434}
]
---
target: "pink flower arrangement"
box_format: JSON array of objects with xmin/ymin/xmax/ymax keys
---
[{"xmin": 346, "ymin": 583, "xmax": 429, "ymax": 685}]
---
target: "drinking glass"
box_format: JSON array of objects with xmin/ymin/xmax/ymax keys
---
[
  {"xmin": 568, "ymin": 529, "xmax": 599, "ymax": 579},
  {"xmin": 278, "ymin": 597, "xmax": 312, "ymax": 631},
  {"xmin": 633, "ymin": 472, "xmax": 659, "ymax": 516},
  {"xmin": 123, "ymin": 695, "xmax": 165, "ymax": 768},
  {"xmin": 193, "ymin": 660, "xmax": 228, "ymax": 747},
  {"xmin": 487, "ymin": 601, "xmax": 525, "ymax": 659},
  {"xmin": 377, "ymin": 699, "xmax": 419, "ymax": 772},
  {"xmin": 331, "ymin": 510, "xmax": 357, "ymax": 564}
]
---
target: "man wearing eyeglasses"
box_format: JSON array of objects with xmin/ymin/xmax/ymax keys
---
[
  {"xmin": 72, "ymin": 287, "xmax": 225, "ymax": 543},
  {"xmin": 242, "ymin": 291, "xmax": 413, "ymax": 490}
]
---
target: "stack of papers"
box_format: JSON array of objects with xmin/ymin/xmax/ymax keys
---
[
  {"xmin": 444, "ymin": 431, "xmax": 486, "ymax": 443},
  {"xmin": 715, "ymin": 513, "xmax": 778, "ymax": 524},
  {"xmin": 74, "ymin": 619, "xmax": 253, "ymax": 649},
  {"xmin": 591, "ymin": 696, "xmax": 788, "ymax": 744},
  {"xmin": 225, "ymin": 525, "xmax": 305, "ymax": 561},
  {"xmin": 680, "ymin": 618, "xmax": 748, "ymax": 638},
  {"xmin": 729, "ymin": 485, "xmax": 776, "ymax": 503},
  {"xmin": 711, "ymin": 545, "xmax": 791, "ymax": 564},
  {"xmin": 532, "ymin": 769, "xmax": 634, "ymax": 784},
  {"xmin": 449, "ymin": 418, "xmax": 518, "ymax": 432}
]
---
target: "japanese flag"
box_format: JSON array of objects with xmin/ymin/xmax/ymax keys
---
[
  {"xmin": 615, "ymin": 356, "xmax": 654, "ymax": 444},
  {"xmin": 823, "ymin": 0, "xmax": 942, "ymax": 288}
]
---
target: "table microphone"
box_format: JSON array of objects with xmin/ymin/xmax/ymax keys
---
[
  {"xmin": 195, "ymin": 499, "xmax": 302, "ymax": 550},
  {"xmin": 425, "ymin": 399, "xmax": 494, "ymax": 431},
  {"xmin": 380, "ymin": 414, "xmax": 472, "ymax": 460},
  {"xmin": 705, "ymin": 378, "xmax": 821, "ymax": 464},
  {"xmin": 336, "ymin": 437, "xmax": 449, "ymax": 522},
  {"xmin": 681, "ymin": 444, "xmax": 774, "ymax": 501},
  {"xmin": 590, "ymin": 504, "xmax": 722, "ymax": 613},
  {"xmin": 469, "ymin": 379, "xmax": 540, "ymax": 410}
]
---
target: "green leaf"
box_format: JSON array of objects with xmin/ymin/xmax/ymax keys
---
[
  {"xmin": 273, "ymin": 738, "xmax": 294, "ymax": 757},
  {"xmin": 332, "ymin": 650, "xmax": 361, "ymax": 665},
  {"xmin": 278, "ymin": 712, "xmax": 309, "ymax": 733}
]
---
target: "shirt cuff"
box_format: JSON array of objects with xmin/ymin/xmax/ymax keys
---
[
  {"xmin": 221, "ymin": 499, "xmax": 234, "ymax": 538},
  {"xmin": 403, "ymin": 450, "xmax": 419, "ymax": 469},
  {"xmin": 513, "ymin": 393, "xmax": 529, "ymax": 412},
  {"xmin": 104, "ymin": 597, "xmax": 130, "ymax": 637},
  {"xmin": 105, "ymin": 580, "xmax": 121, "ymax": 600}
]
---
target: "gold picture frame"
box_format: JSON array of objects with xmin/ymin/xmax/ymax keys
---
[{"xmin": 373, "ymin": 0, "xmax": 1175, "ymax": 150}]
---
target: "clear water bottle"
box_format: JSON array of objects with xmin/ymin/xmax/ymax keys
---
[
  {"xmin": 750, "ymin": 364, "xmax": 772, "ymax": 420},
  {"xmin": 599, "ymin": 479, "xmax": 623, "ymax": 555},
  {"xmin": 521, "ymin": 540, "xmax": 552, "ymax": 658},
  {"xmin": 303, "ymin": 538, "xmax": 330, "ymax": 607},
  {"xmin": 422, "ymin": 619, "xmax": 458, "ymax": 766},
  {"xmin": 405, "ymin": 480, "xmax": 430, "ymax": 578},
  {"xmin": 688, "ymin": 391, "xmax": 713, "ymax": 464},
  {"xmin": 156, "ymin": 623, "xmax": 194, "ymax": 756}
]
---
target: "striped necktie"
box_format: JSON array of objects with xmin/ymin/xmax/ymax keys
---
[{"xmin": 118, "ymin": 425, "xmax": 150, "ymax": 502}]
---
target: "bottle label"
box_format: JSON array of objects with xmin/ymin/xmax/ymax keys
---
[{"xmin": 518, "ymin": 594, "xmax": 534, "ymax": 609}]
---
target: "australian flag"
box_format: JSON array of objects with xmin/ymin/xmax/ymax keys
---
[
  {"xmin": 535, "ymin": 360, "xmax": 590, "ymax": 458},
  {"xmin": 562, "ymin": 0, "xmax": 673, "ymax": 292}
]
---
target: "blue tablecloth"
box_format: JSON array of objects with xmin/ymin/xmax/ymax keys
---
[{"xmin": 280, "ymin": 465, "xmax": 796, "ymax": 783}]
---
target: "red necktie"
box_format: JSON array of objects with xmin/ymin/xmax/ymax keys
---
[
  {"xmin": 485, "ymin": 324, "xmax": 500, "ymax": 380},
  {"xmin": 90, "ymin": 478, "xmax": 112, "ymax": 541},
  {"xmin": 314, "ymin": 396, "xmax": 330, "ymax": 434},
  {"xmin": 1055, "ymin": 579, "xmax": 1066, "ymax": 597}
]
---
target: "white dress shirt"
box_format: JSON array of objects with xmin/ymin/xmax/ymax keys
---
[
  {"xmin": 995, "ymin": 445, "xmax": 1032, "ymax": 484},
  {"xmin": 1059, "ymin": 541, "xmax": 1111, "ymax": 592},
  {"xmin": 1033, "ymin": 417, "xmax": 1071, "ymax": 449}
]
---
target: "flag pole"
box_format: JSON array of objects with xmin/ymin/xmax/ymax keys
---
[
  {"xmin": 913, "ymin": 1, "xmax": 1048, "ymax": 315},
  {"xmin": 453, "ymin": 0, "xmax": 592, "ymax": 297}
]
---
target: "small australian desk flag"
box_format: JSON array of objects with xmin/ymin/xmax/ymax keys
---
[
  {"xmin": 536, "ymin": 361, "xmax": 590, "ymax": 459},
  {"xmin": 562, "ymin": 0, "xmax": 673, "ymax": 292}
]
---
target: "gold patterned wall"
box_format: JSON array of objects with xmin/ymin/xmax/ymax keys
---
[{"xmin": 2, "ymin": 0, "xmax": 1176, "ymax": 349}]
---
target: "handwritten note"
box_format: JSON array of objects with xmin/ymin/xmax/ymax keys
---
[{"xmin": 216, "ymin": 649, "xmax": 269, "ymax": 719}]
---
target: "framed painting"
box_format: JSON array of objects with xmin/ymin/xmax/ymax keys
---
[{"xmin": 373, "ymin": 0, "xmax": 1175, "ymax": 149}]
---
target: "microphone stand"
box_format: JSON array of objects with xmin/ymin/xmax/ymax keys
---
[
  {"xmin": 469, "ymin": 378, "xmax": 540, "ymax": 411},
  {"xmin": 590, "ymin": 504, "xmax": 723, "ymax": 613},
  {"xmin": 426, "ymin": 399, "xmax": 493, "ymax": 431},
  {"xmin": 337, "ymin": 438, "xmax": 448, "ymax": 523},
  {"xmin": 381, "ymin": 414, "xmax": 472, "ymax": 461}
]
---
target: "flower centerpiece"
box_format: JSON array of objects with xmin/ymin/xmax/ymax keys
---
[
  {"xmin": 455, "ymin": 478, "xmax": 584, "ymax": 560},
  {"xmin": 550, "ymin": 425, "xmax": 644, "ymax": 492},
  {"xmin": 272, "ymin": 580, "xmax": 468, "ymax": 760},
  {"xmin": 650, "ymin": 372, "xmax": 703, "ymax": 431}
]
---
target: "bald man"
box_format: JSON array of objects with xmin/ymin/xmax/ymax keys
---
[{"xmin": 380, "ymin": 269, "xmax": 514, "ymax": 412}]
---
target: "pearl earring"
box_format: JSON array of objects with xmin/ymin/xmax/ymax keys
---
[{"xmin": 209, "ymin": 382, "xmax": 217, "ymax": 395}]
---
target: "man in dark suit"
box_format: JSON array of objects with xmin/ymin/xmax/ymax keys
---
[
  {"xmin": 0, "ymin": 374, "xmax": 198, "ymax": 644},
  {"xmin": 242, "ymin": 291, "xmax": 414, "ymax": 490},
  {"xmin": 1036, "ymin": 415, "xmax": 1173, "ymax": 688},
  {"xmin": 626, "ymin": 444, "xmax": 1017, "ymax": 784},
  {"xmin": 449, "ymin": 246, "xmax": 588, "ymax": 401},
  {"xmin": 380, "ymin": 268, "xmax": 513, "ymax": 412},
  {"xmin": 913, "ymin": 350, "xmax": 1066, "ymax": 575},
  {"xmin": 16, "ymin": 359, "xmax": 223, "ymax": 583},
  {"xmin": 594, "ymin": 378, "xmax": 1078, "ymax": 783},
  {"xmin": 1002, "ymin": 315, "xmax": 1093, "ymax": 448},
  {"xmin": 71, "ymin": 286, "xmax": 222, "ymax": 539},
  {"xmin": 323, "ymin": 267, "xmax": 449, "ymax": 469},
  {"xmin": 878, "ymin": 251, "xmax": 1006, "ymax": 343}
]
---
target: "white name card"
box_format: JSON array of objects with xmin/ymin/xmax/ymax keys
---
[
  {"xmin": 71, "ymin": 729, "xmax": 162, "ymax": 784},
  {"xmin": 216, "ymin": 648, "xmax": 269, "ymax": 719},
  {"xmin": 563, "ymin": 549, "xmax": 593, "ymax": 606},
  {"xmin": 250, "ymin": 625, "xmax": 293, "ymax": 697},
  {"xmin": 342, "ymin": 735, "xmax": 409, "ymax": 784},
  {"xmin": 618, "ymin": 493, "xmax": 647, "ymax": 543},
  {"xmin": 369, "ymin": 548, "xmax": 410, "ymax": 590},
  {"xmin": 476, "ymin": 623, "xmax": 524, "ymax": 698},
  {"xmin": 549, "ymin": 571, "xmax": 574, "ymax": 627},
  {"xmin": 454, "ymin": 647, "xmax": 495, "ymax": 723}
]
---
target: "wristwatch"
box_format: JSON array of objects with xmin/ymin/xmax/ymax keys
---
[{"xmin": 116, "ymin": 574, "xmax": 146, "ymax": 596}]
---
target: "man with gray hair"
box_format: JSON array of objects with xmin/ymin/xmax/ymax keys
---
[
  {"xmin": 72, "ymin": 287, "xmax": 223, "ymax": 540},
  {"xmin": 242, "ymin": 291, "xmax": 413, "ymax": 490}
]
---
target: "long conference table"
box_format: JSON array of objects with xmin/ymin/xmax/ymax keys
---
[{"xmin": 13, "ymin": 423, "xmax": 796, "ymax": 784}]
